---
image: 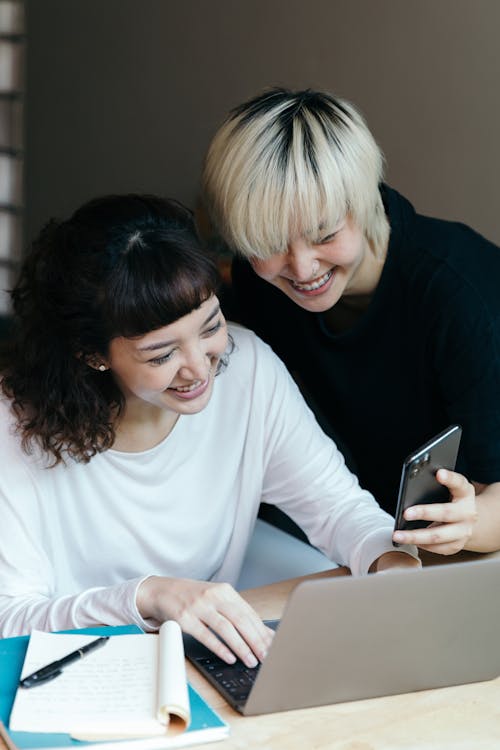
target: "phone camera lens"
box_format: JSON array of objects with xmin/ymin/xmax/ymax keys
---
[{"xmin": 409, "ymin": 453, "xmax": 431, "ymax": 478}]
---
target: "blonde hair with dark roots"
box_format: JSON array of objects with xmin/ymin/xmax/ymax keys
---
[{"xmin": 203, "ymin": 88, "xmax": 390, "ymax": 260}]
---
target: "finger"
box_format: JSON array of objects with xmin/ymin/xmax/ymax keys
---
[
  {"xmin": 197, "ymin": 583, "xmax": 272, "ymax": 666},
  {"xmin": 218, "ymin": 600, "xmax": 275, "ymax": 662},
  {"xmin": 164, "ymin": 582, "xmax": 250, "ymax": 665},
  {"xmin": 435, "ymin": 468, "xmax": 474, "ymax": 499},
  {"xmin": 205, "ymin": 582, "xmax": 274, "ymax": 659},
  {"xmin": 414, "ymin": 539, "xmax": 467, "ymax": 555},
  {"xmin": 201, "ymin": 610, "xmax": 261, "ymax": 667},
  {"xmin": 393, "ymin": 522, "xmax": 470, "ymax": 548},
  {"xmin": 153, "ymin": 579, "xmax": 273, "ymax": 667},
  {"xmin": 404, "ymin": 499, "xmax": 474, "ymax": 524},
  {"xmin": 182, "ymin": 618, "xmax": 238, "ymax": 665}
]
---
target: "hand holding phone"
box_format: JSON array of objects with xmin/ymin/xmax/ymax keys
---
[{"xmin": 393, "ymin": 425, "xmax": 462, "ymax": 541}]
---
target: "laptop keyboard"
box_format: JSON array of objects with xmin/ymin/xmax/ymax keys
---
[
  {"xmin": 192, "ymin": 655, "xmax": 261, "ymax": 704},
  {"xmin": 185, "ymin": 621, "xmax": 279, "ymax": 708}
]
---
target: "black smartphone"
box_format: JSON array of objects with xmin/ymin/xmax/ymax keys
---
[{"xmin": 393, "ymin": 425, "xmax": 462, "ymax": 541}]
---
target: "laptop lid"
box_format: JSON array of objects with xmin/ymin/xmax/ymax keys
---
[{"xmin": 185, "ymin": 558, "xmax": 500, "ymax": 716}]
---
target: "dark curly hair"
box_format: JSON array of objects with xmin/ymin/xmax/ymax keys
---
[{"xmin": 0, "ymin": 194, "xmax": 221, "ymax": 465}]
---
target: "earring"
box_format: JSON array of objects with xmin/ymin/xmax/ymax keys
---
[{"xmin": 98, "ymin": 364, "xmax": 107, "ymax": 372}]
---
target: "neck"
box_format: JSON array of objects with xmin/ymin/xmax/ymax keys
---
[
  {"xmin": 323, "ymin": 234, "xmax": 388, "ymax": 334},
  {"xmin": 112, "ymin": 403, "xmax": 179, "ymax": 452},
  {"xmin": 347, "ymin": 234, "xmax": 388, "ymax": 297}
]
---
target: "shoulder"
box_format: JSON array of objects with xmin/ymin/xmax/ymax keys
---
[
  {"xmin": 0, "ymin": 394, "xmax": 51, "ymax": 474},
  {"xmin": 385, "ymin": 185, "xmax": 499, "ymax": 265},
  {"xmin": 415, "ymin": 214, "xmax": 499, "ymax": 269},
  {"xmin": 220, "ymin": 323, "xmax": 294, "ymax": 398},
  {"xmin": 227, "ymin": 322, "xmax": 278, "ymax": 361},
  {"xmin": 0, "ymin": 397, "xmax": 40, "ymax": 490},
  {"xmin": 227, "ymin": 321, "xmax": 266, "ymax": 351},
  {"xmin": 385, "ymin": 187, "xmax": 500, "ymax": 316},
  {"xmin": 0, "ymin": 395, "xmax": 20, "ymax": 448}
]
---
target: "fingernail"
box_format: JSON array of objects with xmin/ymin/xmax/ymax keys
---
[
  {"xmin": 405, "ymin": 508, "xmax": 416, "ymax": 519},
  {"xmin": 393, "ymin": 531, "xmax": 405, "ymax": 542},
  {"xmin": 245, "ymin": 653, "xmax": 258, "ymax": 668},
  {"xmin": 225, "ymin": 652, "xmax": 236, "ymax": 664}
]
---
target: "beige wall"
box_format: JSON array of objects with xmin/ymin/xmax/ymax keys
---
[{"xmin": 25, "ymin": 0, "xmax": 500, "ymax": 244}]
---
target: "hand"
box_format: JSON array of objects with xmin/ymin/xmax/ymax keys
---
[
  {"xmin": 136, "ymin": 576, "xmax": 274, "ymax": 668},
  {"xmin": 369, "ymin": 551, "xmax": 421, "ymax": 573},
  {"xmin": 392, "ymin": 469, "xmax": 478, "ymax": 555}
]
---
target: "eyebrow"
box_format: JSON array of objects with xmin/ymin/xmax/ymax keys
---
[
  {"xmin": 137, "ymin": 303, "xmax": 221, "ymax": 352},
  {"xmin": 319, "ymin": 218, "xmax": 344, "ymax": 233},
  {"xmin": 303, "ymin": 220, "xmax": 339, "ymax": 237}
]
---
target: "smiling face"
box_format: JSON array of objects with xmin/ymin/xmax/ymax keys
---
[
  {"xmin": 250, "ymin": 216, "xmax": 377, "ymax": 313},
  {"xmin": 104, "ymin": 296, "xmax": 228, "ymax": 418}
]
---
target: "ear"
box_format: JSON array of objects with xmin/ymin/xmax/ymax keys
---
[{"xmin": 81, "ymin": 353, "xmax": 110, "ymax": 372}]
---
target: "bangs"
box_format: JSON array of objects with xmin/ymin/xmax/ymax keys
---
[
  {"xmin": 236, "ymin": 110, "xmax": 350, "ymax": 259},
  {"xmin": 103, "ymin": 235, "xmax": 220, "ymax": 338},
  {"xmin": 204, "ymin": 89, "xmax": 387, "ymax": 259}
]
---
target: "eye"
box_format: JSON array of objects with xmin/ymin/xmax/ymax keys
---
[
  {"xmin": 148, "ymin": 350, "xmax": 175, "ymax": 366},
  {"xmin": 203, "ymin": 319, "xmax": 224, "ymax": 337},
  {"xmin": 318, "ymin": 231, "xmax": 338, "ymax": 245}
]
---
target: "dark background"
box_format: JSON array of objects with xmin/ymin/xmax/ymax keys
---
[{"xmin": 25, "ymin": 0, "xmax": 500, "ymax": 245}]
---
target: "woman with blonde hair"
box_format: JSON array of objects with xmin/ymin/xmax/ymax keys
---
[{"xmin": 203, "ymin": 87, "xmax": 500, "ymax": 555}]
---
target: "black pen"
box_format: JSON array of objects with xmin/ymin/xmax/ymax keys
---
[{"xmin": 19, "ymin": 635, "xmax": 110, "ymax": 689}]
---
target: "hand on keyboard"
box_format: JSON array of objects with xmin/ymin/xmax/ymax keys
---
[{"xmin": 136, "ymin": 575, "xmax": 275, "ymax": 668}]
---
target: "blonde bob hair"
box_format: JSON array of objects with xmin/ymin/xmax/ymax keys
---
[{"xmin": 203, "ymin": 88, "xmax": 390, "ymax": 260}]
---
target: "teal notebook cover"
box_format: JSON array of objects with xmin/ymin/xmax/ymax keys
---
[{"xmin": 0, "ymin": 625, "xmax": 228, "ymax": 749}]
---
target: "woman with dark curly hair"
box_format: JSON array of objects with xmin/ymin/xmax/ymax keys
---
[{"xmin": 0, "ymin": 193, "xmax": 418, "ymax": 659}]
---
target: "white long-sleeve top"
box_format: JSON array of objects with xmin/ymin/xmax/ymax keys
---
[{"xmin": 0, "ymin": 325, "xmax": 416, "ymax": 637}]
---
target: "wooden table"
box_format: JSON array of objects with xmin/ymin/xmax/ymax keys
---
[
  {"xmin": 2, "ymin": 551, "xmax": 499, "ymax": 749},
  {"xmin": 187, "ymin": 553, "xmax": 500, "ymax": 750}
]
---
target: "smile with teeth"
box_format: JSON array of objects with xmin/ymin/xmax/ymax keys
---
[
  {"xmin": 290, "ymin": 268, "xmax": 334, "ymax": 292},
  {"xmin": 170, "ymin": 378, "xmax": 207, "ymax": 393}
]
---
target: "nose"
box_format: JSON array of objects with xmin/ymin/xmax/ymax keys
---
[
  {"xmin": 178, "ymin": 345, "xmax": 211, "ymax": 382},
  {"xmin": 285, "ymin": 243, "xmax": 318, "ymax": 282}
]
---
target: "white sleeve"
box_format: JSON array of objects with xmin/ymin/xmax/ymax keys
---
[
  {"xmin": 256, "ymin": 339, "xmax": 418, "ymax": 575},
  {"xmin": 0, "ymin": 452, "xmax": 158, "ymax": 638}
]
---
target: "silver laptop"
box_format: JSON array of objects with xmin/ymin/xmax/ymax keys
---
[{"xmin": 184, "ymin": 557, "xmax": 500, "ymax": 715}]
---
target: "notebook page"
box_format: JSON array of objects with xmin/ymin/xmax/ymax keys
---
[
  {"xmin": 9, "ymin": 630, "xmax": 163, "ymax": 737},
  {"xmin": 157, "ymin": 621, "xmax": 190, "ymax": 728}
]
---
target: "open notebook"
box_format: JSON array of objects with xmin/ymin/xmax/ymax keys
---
[{"xmin": 1, "ymin": 623, "xmax": 228, "ymax": 750}]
